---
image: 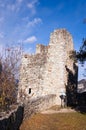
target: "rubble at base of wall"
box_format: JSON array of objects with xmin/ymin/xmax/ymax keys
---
[
  {"xmin": 0, "ymin": 104, "xmax": 24, "ymax": 130},
  {"xmin": 23, "ymin": 94, "xmax": 56, "ymax": 120}
]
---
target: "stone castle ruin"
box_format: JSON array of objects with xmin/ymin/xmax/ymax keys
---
[{"xmin": 18, "ymin": 29, "xmax": 78, "ymax": 110}]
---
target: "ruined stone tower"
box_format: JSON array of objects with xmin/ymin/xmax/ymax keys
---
[{"xmin": 18, "ymin": 29, "xmax": 78, "ymax": 108}]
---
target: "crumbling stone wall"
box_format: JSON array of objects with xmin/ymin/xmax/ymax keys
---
[
  {"xmin": 23, "ymin": 94, "xmax": 56, "ymax": 120},
  {"xmin": 18, "ymin": 29, "xmax": 78, "ymax": 107},
  {"xmin": 0, "ymin": 104, "xmax": 24, "ymax": 130}
]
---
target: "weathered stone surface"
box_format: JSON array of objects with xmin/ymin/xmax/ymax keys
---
[
  {"xmin": 18, "ymin": 29, "xmax": 78, "ymax": 108},
  {"xmin": 23, "ymin": 94, "xmax": 56, "ymax": 120},
  {"xmin": 0, "ymin": 104, "xmax": 24, "ymax": 130}
]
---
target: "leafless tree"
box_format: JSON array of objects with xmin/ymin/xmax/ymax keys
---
[{"xmin": 0, "ymin": 45, "xmax": 22, "ymax": 110}]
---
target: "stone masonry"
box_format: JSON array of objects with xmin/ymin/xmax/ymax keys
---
[{"xmin": 18, "ymin": 29, "xmax": 78, "ymax": 108}]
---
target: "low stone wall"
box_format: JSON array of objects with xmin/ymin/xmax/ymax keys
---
[
  {"xmin": 24, "ymin": 94, "xmax": 56, "ymax": 120},
  {"xmin": 0, "ymin": 95, "xmax": 56, "ymax": 129},
  {"xmin": 0, "ymin": 104, "xmax": 24, "ymax": 130}
]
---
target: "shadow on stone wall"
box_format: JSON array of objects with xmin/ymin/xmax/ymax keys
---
[
  {"xmin": 65, "ymin": 64, "xmax": 86, "ymax": 113},
  {"xmin": 0, "ymin": 104, "xmax": 24, "ymax": 130},
  {"xmin": 65, "ymin": 63, "xmax": 78, "ymax": 107}
]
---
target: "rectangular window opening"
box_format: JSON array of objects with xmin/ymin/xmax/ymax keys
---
[{"xmin": 29, "ymin": 88, "xmax": 31, "ymax": 94}]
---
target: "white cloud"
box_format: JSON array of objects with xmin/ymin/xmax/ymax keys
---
[
  {"xmin": 6, "ymin": 0, "xmax": 38, "ymax": 13},
  {"xmin": 7, "ymin": 0, "xmax": 23, "ymax": 12},
  {"xmin": 24, "ymin": 36, "xmax": 37, "ymax": 43},
  {"xmin": 24, "ymin": 47, "xmax": 34, "ymax": 54},
  {"xmin": 27, "ymin": 18, "xmax": 42, "ymax": 27},
  {"xmin": 27, "ymin": 0, "xmax": 39, "ymax": 14},
  {"xmin": 27, "ymin": 0, "xmax": 39, "ymax": 8}
]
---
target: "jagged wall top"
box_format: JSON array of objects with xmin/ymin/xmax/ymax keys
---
[
  {"xmin": 49, "ymin": 29, "xmax": 74, "ymax": 49},
  {"xmin": 25, "ymin": 29, "xmax": 74, "ymax": 57}
]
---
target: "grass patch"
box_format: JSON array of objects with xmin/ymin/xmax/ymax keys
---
[{"xmin": 20, "ymin": 112, "xmax": 86, "ymax": 130}]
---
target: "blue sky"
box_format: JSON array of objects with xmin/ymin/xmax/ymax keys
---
[{"xmin": 0, "ymin": 0, "xmax": 86, "ymax": 80}]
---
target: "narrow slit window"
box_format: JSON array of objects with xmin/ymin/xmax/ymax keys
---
[{"xmin": 29, "ymin": 88, "xmax": 31, "ymax": 94}]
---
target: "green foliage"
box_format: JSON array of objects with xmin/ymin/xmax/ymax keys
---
[{"xmin": 77, "ymin": 38, "xmax": 86, "ymax": 63}]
